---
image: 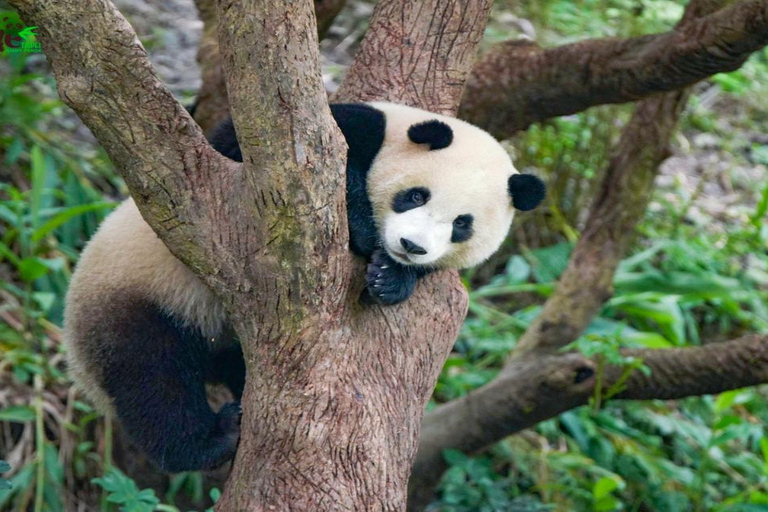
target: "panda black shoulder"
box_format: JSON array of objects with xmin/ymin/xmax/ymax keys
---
[{"xmin": 208, "ymin": 118, "xmax": 242, "ymax": 163}]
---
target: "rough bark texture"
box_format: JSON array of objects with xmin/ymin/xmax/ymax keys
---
[
  {"xmin": 460, "ymin": 0, "xmax": 768, "ymax": 138},
  {"xmin": 212, "ymin": 0, "xmax": 491, "ymax": 510},
  {"xmin": 192, "ymin": 0, "xmax": 347, "ymax": 134},
  {"xmin": 334, "ymin": 0, "xmax": 492, "ymax": 115},
  {"xmin": 614, "ymin": 335, "xmax": 768, "ymax": 400}
]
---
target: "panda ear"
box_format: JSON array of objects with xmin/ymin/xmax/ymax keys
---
[
  {"xmin": 407, "ymin": 120, "xmax": 453, "ymax": 150},
  {"xmin": 508, "ymin": 174, "xmax": 546, "ymax": 211}
]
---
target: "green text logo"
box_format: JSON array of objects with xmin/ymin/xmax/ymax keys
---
[{"xmin": 1, "ymin": 11, "xmax": 42, "ymax": 54}]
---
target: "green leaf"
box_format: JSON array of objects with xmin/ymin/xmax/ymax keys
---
[
  {"xmin": 29, "ymin": 145, "xmax": 46, "ymax": 229},
  {"xmin": 4, "ymin": 138, "xmax": 24, "ymax": 165},
  {"xmin": 752, "ymin": 146, "xmax": 768, "ymax": 167},
  {"xmin": 614, "ymin": 270, "xmax": 741, "ymax": 298},
  {"xmin": 505, "ymin": 255, "xmax": 531, "ymax": 284},
  {"xmin": 32, "ymin": 292, "xmax": 56, "ymax": 312},
  {"xmin": 31, "ymin": 201, "xmax": 115, "ymax": 242},
  {"xmin": 593, "ymin": 475, "xmax": 624, "ymax": 499},
  {"xmin": 443, "ymin": 449, "xmax": 470, "ymax": 467},
  {"xmin": 43, "ymin": 443, "xmax": 64, "ymax": 484},
  {"xmin": 17, "ymin": 257, "xmax": 49, "ymax": 282},
  {"xmin": 595, "ymin": 496, "xmax": 621, "ymax": 512},
  {"xmin": 526, "ymin": 242, "xmax": 573, "ymax": 283},
  {"xmin": 93, "ymin": 468, "xmax": 160, "ymax": 512},
  {"xmin": 714, "ymin": 389, "xmax": 753, "ymax": 412},
  {"xmin": 712, "ymin": 70, "xmax": 750, "ymax": 95},
  {"xmin": 0, "ymin": 405, "xmax": 35, "ymax": 423},
  {"xmin": 0, "ymin": 459, "xmax": 10, "ymax": 491}
]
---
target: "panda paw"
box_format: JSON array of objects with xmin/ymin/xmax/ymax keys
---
[{"xmin": 362, "ymin": 250, "xmax": 418, "ymax": 306}]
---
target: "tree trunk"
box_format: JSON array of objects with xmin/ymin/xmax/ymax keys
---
[
  {"xmin": 216, "ymin": 0, "xmax": 491, "ymax": 507},
  {"xmin": 10, "ymin": 0, "xmax": 489, "ymax": 508}
]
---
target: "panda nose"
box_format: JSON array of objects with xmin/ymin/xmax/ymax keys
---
[{"xmin": 401, "ymin": 238, "xmax": 427, "ymax": 255}]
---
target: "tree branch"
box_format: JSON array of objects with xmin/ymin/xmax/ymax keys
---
[
  {"xmin": 410, "ymin": 334, "xmax": 768, "ymax": 508},
  {"xmin": 9, "ymin": 0, "xmax": 232, "ymax": 277},
  {"xmin": 214, "ymin": 0, "xmax": 492, "ymax": 509},
  {"xmin": 510, "ymin": 88, "xmax": 689, "ymax": 358},
  {"xmin": 615, "ymin": 335, "xmax": 768, "ymax": 400},
  {"xmin": 191, "ymin": 0, "xmax": 346, "ymax": 133},
  {"xmin": 460, "ymin": 0, "xmax": 768, "ymax": 138}
]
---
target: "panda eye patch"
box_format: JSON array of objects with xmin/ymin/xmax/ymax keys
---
[
  {"xmin": 392, "ymin": 187, "xmax": 430, "ymax": 213},
  {"xmin": 451, "ymin": 214, "xmax": 474, "ymax": 243}
]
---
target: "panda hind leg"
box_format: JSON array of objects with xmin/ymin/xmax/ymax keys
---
[{"xmin": 100, "ymin": 298, "xmax": 241, "ymax": 473}]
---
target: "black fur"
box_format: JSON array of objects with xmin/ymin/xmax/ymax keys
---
[
  {"xmin": 407, "ymin": 120, "xmax": 453, "ymax": 150},
  {"xmin": 450, "ymin": 214, "xmax": 474, "ymax": 243},
  {"xmin": 96, "ymin": 295, "xmax": 241, "ymax": 472},
  {"xmin": 392, "ymin": 187, "xmax": 430, "ymax": 213},
  {"xmin": 361, "ymin": 249, "xmax": 431, "ymax": 305},
  {"xmin": 208, "ymin": 118, "xmax": 242, "ymax": 162},
  {"xmin": 209, "ymin": 104, "xmax": 430, "ymax": 306},
  {"xmin": 329, "ymin": 104, "xmax": 385, "ymax": 258},
  {"xmin": 508, "ymin": 174, "xmax": 546, "ymax": 211}
]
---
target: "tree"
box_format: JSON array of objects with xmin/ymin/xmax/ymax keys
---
[{"xmin": 8, "ymin": 0, "xmax": 768, "ymax": 509}]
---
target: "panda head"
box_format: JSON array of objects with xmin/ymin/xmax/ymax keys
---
[{"xmin": 367, "ymin": 103, "xmax": 545, "ymax": 270}]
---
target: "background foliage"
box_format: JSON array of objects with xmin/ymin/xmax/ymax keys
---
[{"xmin": 1, "ymin": 0, "xmax": 767, "ymax": 510}]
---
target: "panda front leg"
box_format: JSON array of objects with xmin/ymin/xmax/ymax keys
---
[
  {"xmin": 101, "ymin": 300, "xmax": 241, "ymax": 473},
  {"xmin": 363, "ymin": 249, "xmax": 430, "ymax": 305}
]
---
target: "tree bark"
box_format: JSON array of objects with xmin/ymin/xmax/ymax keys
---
[
  {"xmin": 334, "ymin": 0, "xmax": 492, "ymax": 115},
  {"xmin": 216, "ymin": 0, "xmax": 491, "ymax": 507},
  {"xmin": 460, "ymin": 0, "xmax": 768, "ymax": 138},
  {"xmin": 10, "ymin": 0, "xmax": 490, "ymax": 509},
  {"xmin": 192, "ymin": 0, "xmax": 346, "ymax": 134}
]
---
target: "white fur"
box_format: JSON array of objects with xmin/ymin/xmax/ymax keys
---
[
  {"xmin": 66, "ymin": 199, "xmax": 227, "ymax": 338},
  {"xmin": 383, "ymin": 207, "xmax": 453, "ymax": 266},
  {"xmin": 368, "ymin": 102, "xmax": 518, "ymax": 269}
]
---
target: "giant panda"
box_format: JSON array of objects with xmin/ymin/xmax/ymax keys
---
[{"xmin": 63, "ymin": 102, "xmax": 545, "ymax": 473}]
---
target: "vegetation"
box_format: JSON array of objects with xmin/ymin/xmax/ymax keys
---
[{"xmin": 1, "ymin": 0, "xmax": 768, "ymax": 510}]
